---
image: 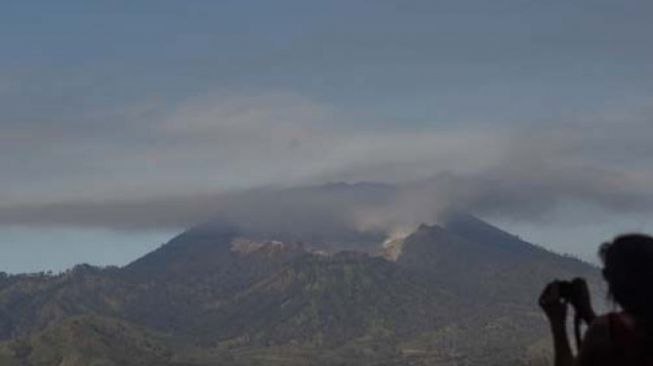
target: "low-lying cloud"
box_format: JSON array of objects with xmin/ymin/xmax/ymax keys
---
[{"xmin": 1, "ymin": 92, "xmax": 652, "ymax": 235}]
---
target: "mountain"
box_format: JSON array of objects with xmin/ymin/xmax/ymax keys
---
[{"xmin": 0, "ymin": 211, "xmax": 600, "ymax": 365}]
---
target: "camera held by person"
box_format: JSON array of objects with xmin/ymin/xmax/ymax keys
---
[{"xmin": 553, "ymin": 278, "xmax": 597, "ymax": 324}]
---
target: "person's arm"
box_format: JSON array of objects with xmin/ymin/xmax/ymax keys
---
[
  {"xmin": 540, "ymin": 282, "xmax": 574, "ymax": 366},
  {"xmin": 550, "ymin": 318, "xmax": 574, "ymax": 366}
]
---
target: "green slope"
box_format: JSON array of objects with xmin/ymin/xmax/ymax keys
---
[{"xmin": 0, "ymin": 315, "xmax": 179, "ymax": 366}]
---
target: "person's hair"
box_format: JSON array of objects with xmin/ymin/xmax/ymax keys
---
[{"xmin": 600, "ymin": 234, "xmax": 653, "ymax": 354}]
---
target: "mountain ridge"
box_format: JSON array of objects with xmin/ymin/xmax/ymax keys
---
[{"xmin": 0, "ymin": 212, "xmax": 599, "ymax": 365}]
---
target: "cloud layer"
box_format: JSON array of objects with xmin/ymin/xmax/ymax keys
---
[{"xmin": 0, "ymin": 92, "xmax": 652, "ymax": 236}]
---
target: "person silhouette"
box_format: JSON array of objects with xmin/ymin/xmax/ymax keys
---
[{"xmin": 539, "ymin": 234, "xmax": 653, "ymax": 366}]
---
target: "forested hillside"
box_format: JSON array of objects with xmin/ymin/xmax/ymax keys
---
[{"xmin": 0, "ymin": 214, "xmax": 600, "ymax": 365}]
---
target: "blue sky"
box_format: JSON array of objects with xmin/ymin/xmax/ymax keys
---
[{"xmin": 1, "ymin": 0, "xmax": 652, "ymax": 272}]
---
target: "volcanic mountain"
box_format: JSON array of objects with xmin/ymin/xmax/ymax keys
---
[{"xmin": 0, "ymin": 210, "xmax": 600, "ymax": 365}]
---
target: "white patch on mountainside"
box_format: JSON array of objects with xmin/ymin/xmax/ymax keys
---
[
  {"xmin": 230, "ymin": 238, "xmax": 290, "ymax": 254},
  {"xmin": 380, "ymin": 227, "xmax": 415, "ymax": 261},
  {"xmin": 381, "ymin": 238, "xmax": 405, "ymax": 261},
  {"xmin": 230, "ymin": 237, "xmax": 333, "ymax": 256}
]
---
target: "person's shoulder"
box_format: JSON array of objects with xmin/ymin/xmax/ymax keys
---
[
  {"xmin": 576, "ymin": 314, "xmax": 614, "ymax": 366},
  {"xmin": 585, "ymin": 314, "xmax": 613, "ymax": 348},
  {"xmin": 591, "ymin": 314, "xmax": 612, "ymax": 328}
]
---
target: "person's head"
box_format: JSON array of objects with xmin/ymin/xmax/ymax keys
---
[{"xmin": 600, "ymin": 234, "xmax": 653, "ymax": 324}]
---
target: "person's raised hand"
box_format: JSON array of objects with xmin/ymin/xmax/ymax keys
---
[
  {"xmin": 539, "ymin": 281, "xmax": 568, "ymax": 326},
  {"xmin": 570, "ymin": 277, "xmax": 596, "ymax": 324}
]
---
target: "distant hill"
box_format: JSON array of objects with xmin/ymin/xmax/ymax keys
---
[
  {"xmin": 0, "ymin": 209, "xmax": 600, "ymax": 365},
  {"xmin": 0, "ymin": 316, "xmax": 179, "ymax": 366}
]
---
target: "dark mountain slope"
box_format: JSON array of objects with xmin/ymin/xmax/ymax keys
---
[
  {"xmin": 443, "ymin": 212, "xmax": 541, "ymax": 256},
  {"xmin": 392, "ymin": 221, "xmax": 600, "ymax": 308},
  {"xmin": 125, "ymin": 222, "xmax": 240, "ymax": 277},
  {"xmin": 443, "ymin": 213, "xmax": 602, "ymax": 304}
]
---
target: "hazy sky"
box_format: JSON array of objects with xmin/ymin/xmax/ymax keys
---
[{"xmin": 1, "ymin": 0, "xmax": 652, "ymax": 272}]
